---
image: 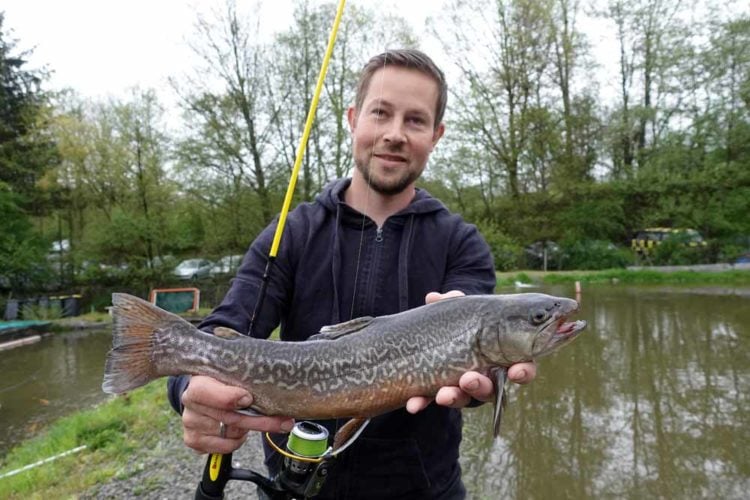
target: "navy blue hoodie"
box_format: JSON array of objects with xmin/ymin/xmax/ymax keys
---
[{"xmin": 168, "ymin": 178, "xmax": 495, "ymax": 499}]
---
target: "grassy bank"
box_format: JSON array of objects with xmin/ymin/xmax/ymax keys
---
[
  {"xmin": 496, "ymin": 268, "xmax": 750, "ymax": 287},
  {"xmin": 0, "ymin": 382, "xmax": 174, "ymax": 499}
]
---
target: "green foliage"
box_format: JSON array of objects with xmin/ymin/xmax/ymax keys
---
[
  {"xmin": 0, "ymin": 14, "xmax": 58, "ymax": 205},
  {"xmin": 555, "ymin": 186, "xmax": 628, "ymax": 242},
  {"xmin": 648, "ymin": 233, "xmax": 713, "ymax": 266},
  {"xmin": 559, "ymin": 239, "xmax": 632, "ymax": 270},
  {"xmin": 474, "ymin": 219, "xmax": 523, "ymax": 271},
  {"xmin": 0, "ymin": 185, "xmax": 51, "ymax": 291},
  {"xmin": 21, "ymin": 301, "xmax": 62, "ymax": 320},
  {"xmin": 77, "ymin": 420, "xmax": 127, "ymax": 451}
]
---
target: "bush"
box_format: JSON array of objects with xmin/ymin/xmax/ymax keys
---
[
  {"xmin": 560, "ymin": 239, "xmax": 631, "ymax": 270},
  {"xmin": 649, "ymin": 233, "xmax": 712, "ymax": 265},
  {"xmin": 475, "ymin": 219, "xmax": 523, "ymax": 271}
]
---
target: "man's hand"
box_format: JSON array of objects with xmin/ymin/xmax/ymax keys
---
[
  {"xmin": 181, "ymin": 375, "xmax": 295, "ymax": 454},
  {"xmin": 405, "ymin": 291, "xmax": 537, "ymax": 414}
]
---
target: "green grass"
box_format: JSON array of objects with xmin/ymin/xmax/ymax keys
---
[
  {"xmin": 0, "ymin": 382, "xmax": 174, "ymax": 499},
  {"xmin": 497, "ymin": 268, "xmax": 750, "ymax": 287}
]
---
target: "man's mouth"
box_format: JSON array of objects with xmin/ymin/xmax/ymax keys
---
[{"xmin": 373, "ymin": 153, "xmax": 407, "ymax": 163}]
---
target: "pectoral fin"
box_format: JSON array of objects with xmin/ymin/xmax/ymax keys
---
[
  {"xmin": 492, "ymin": 368, "xmax": 508, "ymax": 438},
  {"xmin": 309, "ymin": 316, "xmax": 375, "ymax": 341},
  {"xmin": 333, "ymin": 417, "xmax": 371, "ymax": 452},
  {"xmin": 213, "ymin": 326, "xmax": 244, "ymax": 339}
]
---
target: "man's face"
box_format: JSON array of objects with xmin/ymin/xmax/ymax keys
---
[{"xmin": 347, "ymin": 66, "xmax": 445, "ymax": 196}]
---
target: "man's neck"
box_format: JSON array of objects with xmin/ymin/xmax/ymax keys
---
[{"xmin": 344, "ymin": 173, "xmax": 416, "ymax": 227}]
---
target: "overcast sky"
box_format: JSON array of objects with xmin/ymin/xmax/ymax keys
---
[{"xmin": 3, "ymin": 0, "xmax": 445, "ymax": 101}]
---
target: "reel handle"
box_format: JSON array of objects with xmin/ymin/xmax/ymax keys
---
[
  {"xmin": 194, "ymin": 452, "xmax": 290, "ymax": 500},
  {"xmin": 195, "ymin": 453, "xmax": 233, "ymax": 500}
]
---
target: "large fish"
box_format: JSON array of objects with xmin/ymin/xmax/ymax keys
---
[{"xmin": 102, "ymin": 292, "xmax": 586, "ymax": 438}]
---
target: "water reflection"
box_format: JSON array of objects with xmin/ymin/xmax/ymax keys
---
[
  {"xmin": 461, "ymin": 285, "xmax": 749, "ymax": 499},
  {"xmin": 0, "ymin": 329, "xmax": 112, "ymax": 457}
]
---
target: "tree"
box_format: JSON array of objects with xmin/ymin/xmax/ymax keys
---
[
  {"xmin": 600, "ymin": 0, "xmax": 692, "ymax": 178},
  {"xmin": 47, "ymin": 90, "xmax": 176, "ymax": 271},
  {"xmin": 0, "ymin": 13, "xmax": 57, "ymax": 206},
  {"xmin": 435, "ymin": 0, "xmax": 557, "ymax": 200},
  {"xmin": 174, "ymin": 0, "xmax": 278, "ymax": 231},
  {"xmin": 0, "ymin": 13, "xmax": 57, "ymax": 291}
]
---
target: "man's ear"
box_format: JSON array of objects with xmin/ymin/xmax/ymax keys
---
[
  {"xmin": 346, "ymin": 106, "xmax": 358, "ymax": 132},
  {"xmin": 431, "ymin": 122, "xmax": 445, "ymax": 149}
]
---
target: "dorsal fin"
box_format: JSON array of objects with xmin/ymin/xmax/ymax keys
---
[
  {"xmin": 309, "ymin": 316, "xmax": 375, "ymax": 341},
  {"xmin": 213, "ymin": 326, "xmax": 244, "ymax": 339}
]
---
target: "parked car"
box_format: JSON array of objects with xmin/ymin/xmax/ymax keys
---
[
  {"xmin": 173, "ymin": 258, "xmax": 214, "ymax": 280},
  {"xmin": 149, "ymin": 254, "xmax": 177, "ymax": 269},
  {"xmin": 210, "ymin": 254, "xmax": 244, "ymax": 276},
  {"xmin": 631, "ymin": 227, "xmax": 706, "ymax": 256}
]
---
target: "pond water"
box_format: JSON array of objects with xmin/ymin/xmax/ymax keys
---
[
  {"xmin": 0, "ymin": 328, "xmax": 112, "ymax": 456},
  {"xmin": 461, "ymin": 284, "xmax": 749, "ymax": 499},
  {"xmin": 0, "ymin": 284, "xmax": 748, "ymax": 499}
]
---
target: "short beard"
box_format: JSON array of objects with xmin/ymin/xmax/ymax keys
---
[{"xmin": 356, "ymin": 160, "xmax": 421, "ymax": 196}]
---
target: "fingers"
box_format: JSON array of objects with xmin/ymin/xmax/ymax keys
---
[
  {"xmin": 406, "ymin": 396, "xmax": 433, "ymax": 414},
  {"xmin": 182, "ymin": 410, "xmax": 249, "ymax": 454},
  {"xmin": 408, "ymin": 371, "xmax": 495, "ymax": 414},
  {"xmin": 182, "ymin": 375, "xmax": 252, "ymax": 412},
  {"xmin": 435, "ymin": 371, "xmax": 494, "ymax": 408},
  {"xmin": 180, "ymin": 376, "xmax": 294, "ymax": 454},
  {"xmin": 425, "ymin": 290, "xmax": 465, "ymax": 305},
  {"xmin": 435, "ymin": 386, "xmax": 471, "ymax": 408},
  {"xmin": 458, "ymin": 371, "xmax": 495, "ymax": 401},
  {"xmin": 507, "ymin": 361, "xmax": 537, "ymax": 385}
]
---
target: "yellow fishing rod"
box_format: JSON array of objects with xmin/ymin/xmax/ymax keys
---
[
  {"xmin": 196, "ymin": 1, "xmax": 347, "ymax": 499},
  {"xmin": 249, "ymin": 0, "xmax": 347, "ymax": 333}
]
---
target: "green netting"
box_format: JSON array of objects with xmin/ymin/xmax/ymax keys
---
[{"xmin": 153, "ymin": 290, "xmax": 196, "ymax": 313}]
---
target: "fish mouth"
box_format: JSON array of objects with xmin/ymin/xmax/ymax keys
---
[
  {"xmin": 555, "ymin": 317, "xmax": 586, "ymax": 336},
  {"xmin": 535, "ymin": 311, "xmax": 587, "ymax": 356}
]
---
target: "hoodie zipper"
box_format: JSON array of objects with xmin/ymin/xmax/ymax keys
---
[{"xmin": 375, "ymin": 227, "xmax": 383, "ymax": 242}]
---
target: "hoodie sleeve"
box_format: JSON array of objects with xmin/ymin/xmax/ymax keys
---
[
  {"xmin": 196, "ymin": 219, "xmax": 294, "ymax": 340},
  {"xmin": 441, "ymin": 220, "xmax": 496, "ymax": 295}
]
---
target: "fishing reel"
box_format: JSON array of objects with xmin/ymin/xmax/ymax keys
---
[
  {"xmin": 267, "ymin": 421, "xmax": 334, "ymax": 498},
  {"xmin": 194, "ymin": 421, "xmax": 345, "ymax": 500}
]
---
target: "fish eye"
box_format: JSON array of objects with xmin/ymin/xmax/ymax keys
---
[{"xmin": 529, "ymin": 309, "xmax": 549, "ymax": 325}]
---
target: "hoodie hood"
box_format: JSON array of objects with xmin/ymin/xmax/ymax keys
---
[{"xmin": 316, "ymin": 178, "xmax": 447, "ymax": 221}]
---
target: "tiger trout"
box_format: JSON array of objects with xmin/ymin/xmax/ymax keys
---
[{"xmin": 102, "ymin": 292, "xmax": 586, "ymax": 437}]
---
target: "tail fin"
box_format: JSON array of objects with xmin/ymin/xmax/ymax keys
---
[{"xmin": 102, "ymin": 293, "xmax": 184, "ymax": 394}]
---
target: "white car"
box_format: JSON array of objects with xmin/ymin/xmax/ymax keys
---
[
  {"xmin": 209, "ymin": 254, "xmax": 244, "ymax": 276},
  {"xmin": 173, "ymin": 259, "xmax": 214, "ymax": 280}
]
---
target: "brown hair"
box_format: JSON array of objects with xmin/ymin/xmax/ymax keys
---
[{"xmin": 354, "ymin": 49, "xmax": 447, "ymax": 129}]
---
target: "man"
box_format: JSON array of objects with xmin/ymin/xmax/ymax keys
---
[{"xmin": 168, "ymin": 49, "xmax": 536, "ymax": 499}]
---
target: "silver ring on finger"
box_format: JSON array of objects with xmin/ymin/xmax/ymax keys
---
[{"xmin": 219, "ymin": 421, "xmax": 227, "ymax": 439}]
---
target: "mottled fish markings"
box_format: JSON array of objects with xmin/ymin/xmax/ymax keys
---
[{"xmin": 103, "ymin": 292, "xmax": 586, "ymax": 435}]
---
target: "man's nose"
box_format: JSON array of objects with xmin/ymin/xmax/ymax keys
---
[{"xmin": 382, "ymin": 120, "xmax": 406, "ymax": 144}]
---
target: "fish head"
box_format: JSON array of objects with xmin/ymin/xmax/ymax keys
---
[{"xmin": 481, "ymin": 293, "xmax": 587, "ymax": 364}]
